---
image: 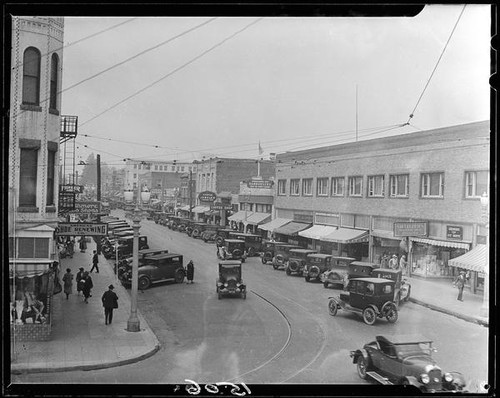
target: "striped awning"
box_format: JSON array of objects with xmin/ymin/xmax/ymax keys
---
[
  {"xmin": 274, "ymin": 222, "xmax": 311, "ymax": 236},
  {"xmin": 228, "ymin": 210, "xmax": 253, "ymax": 222},
  {"xmin": 244, "ymin": 212, "xmax": 271, "ymax": 226},
  {"xmin": 191, "ymin": 206, "xmax": 210, "ymax": 214},
  {"xmin": 448, "ymin": 244, "xmax": 487, "ymax": 273},
  {"xmin": 299, "ymin": 225, "xmax": 338, "ymax": 240},
  {"xmin": 258, "ymin": 218, "xmax": 293, "ymax": 232},
  {"xmin": 321, "ymin": 228, "xmax": 369, "ymax": 244},
  {"xmin": 9, "ymin": 261, "xmax": 52, "ymax": 279},
  {"xmin": 410, "ymin": 237, "xmax": 470, "ymax": 250}
]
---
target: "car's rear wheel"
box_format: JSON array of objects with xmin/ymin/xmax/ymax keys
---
[
  {"xmin": 357, "ymin": 356, "xmax": 370, "ymax": 380},
  {"xmin": 174, "ymin": 269, "xmax": 185, "ymax": 283},
  {"xmin": 138, "ymin": 276, "xmax": 151, "ymax": 290},
  {"xmin": 385, "ymin": 306, "xmax": 398, "ymax": 323},
  {"xmin": 328, "ymin": 299, "xmax": 338, "ymax": 316},
  {"xmin": 261, "ymin": 257, "xmax": 266, "ymax": 264},
  {"xmin": 362, "ymin": 307, "xmax": 377, "ymax": 325}
]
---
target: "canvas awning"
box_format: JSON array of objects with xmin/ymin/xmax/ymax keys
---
[
  {"xmin": 244, "ymin": 212, "xmax": 271, "ymax": 225},
  {"xmin": 274, "ymin": 222, "xmax": 311, "ymax": 236},
  {"xmin": 321, "ymin": 228, "xmax": 369, "ymax": 244},
  {"xmin": 258, "ymin": 218, "xmax": 293, "ymax": 232},
  {"xmin": 299, "ymin": 225, "xmax": 338, "ymax": 240},
  {"xmin": 178, "ymin": 205, "xmax": 191, "ymax": 212},
  {"xmin": 205, "ymin": 210, "xmax": 219, "ymax": 216},
  {"xmin": 228, "ymin": 210, "xmax": 253, "ymax": 222},
  {"xmin": 191, "ymin": 206, "xmax": 211, "ymax": 214},
  {"xmin": 410, "ymin": 237, "xmax": 470, "ymax": 250},
  {"xmin": 448, "ymin": 244, "xmax": 487, "ymax": 273},
  {"xmin": 9, "ymin": 261, "xmax": 52, "ymax": 279}
]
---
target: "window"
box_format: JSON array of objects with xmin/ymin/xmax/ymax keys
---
[
  {"xmin": 181, "ymin": 166, "xmax": 185, "ymax": 171},
  {"xmin": 277, "ymin": 179, "xmax": 287, "ymax": 195},
  {"xmin": 22, "ymin": 47, "xmax": 41, "ymax": 105},
  {"xmin": 19, "ymin": 148, "xmax": 38, "ymax": 206},
  {"xmin": 465, "ymin": 171, "xmax": 489, "ymax": 198},
  {"xmin": 302, "ymin": 178, "xmax": 313, "ymax": 196},
  {"xmin": 171, "ymin": 166, "xmax": 175, "ymax": 171},
  {"xmin": 389, "ymin": 174, "xmax": 409, "ymax": 198},
  {"xmin": 348, "ymin": 176, "xmax": 363, "ymax": 197},
  {"xmin": 49, "ymin": 54, "xmax": 59, "ymax": 110},
  {"xmin": 18, "ymin": 238, "xmax": 49, "ymax": 258},
  {"xmin": 46, "ymin": 150, "xmax": 56, "ymax": 205},
  {"xmin": 331, "ymin": 177, "xmax": 345, "ymax": 196},
  {"xmin": 133, "ymin": 164, "xmax": 137, "ymax": 169},
  {"xmin": 421, "ymin": 172, "xmax": 444, "ymax": 198},
  {"xmin": 290, "ymin": 179, "xmax": 300, "ymax": 196},
  {"xmin": 317, "ymin": 178, "xmax": 328, "ymax": 196},
  {"xmin": 368, "ymin": 175, "xmax": 385, "ymax": 197},
  {"xmin": 133, "ymin": 173, "xmax": 137, "ymax": 179},
  {"xmin": 155, "ymin": 165, "xmax": 158, "ymax": 171}
]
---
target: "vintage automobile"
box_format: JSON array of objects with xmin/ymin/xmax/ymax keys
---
[
  {"xmin": 167, "ymin": 216, "xmax": 183, "ymax": 230},
  {"xmin": 119, "ymin": 253, "xmax": 185, "ymax": 290},
  {"xmin": 272, "ymin": 243, "xmax": 301, "ymax": 270},
  {"xmin": 152, "ymin": 211, "xmax": 166, "ymax": 224},
  {"xmin": 321, "ymin": 256, "xmax": 356, "ymax": 288},
  {"xmin": 215, "ymin": 229, "xmax": 238, "ymax": 246},
  {"xmin": 328, "ymin": 277, "xmax": 398, "ymax": 325},
  {"xmin": 286, "ymin": 249, "xmax": 317, "ymax": 276},
  {"xmin": 261, "ymin": 240, "xmax": 283, "ymax": 264},
  {"xmin": 116, "ymin": 248, "xmax": 169, "ymax": 277},
  {"xmin": 217, "ymin": 239, "xmax": 246, "ymax": 262},
  {"xmin": 348, "ymin": 261, "xmax": 378, "ymax": 279},
  {"xmin": 371, "ymin": 268, "xmax": 411, "ymax": 306},
  {"xmin": 304, "ymin": 253, "xmax": 332, "ymax": 282},
  {"xmin": 350, "ymin": 335, "xmax": 467, "ymax": 392},
  {"xmin": 105, "ymin": 235, "xmax": 149, "ymax": 259},
  {"xmin": 216, "ymin": 260, "xmax": 246, "ymax": 299},
  {"xmin": 177, "ymin": 218, "xmax": 193, "ymax": 233},
  {"xmin": 228, "ymin": 232, "xmax": 263, "ymax": 256},
  {"xmin": 190, "ymin": 222, "xmax": 213, "ymax": 239},
  {"xmin": 198, "ymin": 224, "xmax": 220, "ymax": 241}
]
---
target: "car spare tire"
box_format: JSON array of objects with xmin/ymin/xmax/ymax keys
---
[{"xmin": 288, "ymin": 260, "xmax": 299, "ymax": 272}]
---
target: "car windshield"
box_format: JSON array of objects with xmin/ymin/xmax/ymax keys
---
[
  {"xmin": 396, "ymin": 342, "xmax": 433, "ymax": 358},
  {"xmin": 220, "ymin": 267, "xmax": 240, "ymax": 279}
]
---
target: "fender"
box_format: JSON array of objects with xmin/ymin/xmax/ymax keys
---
[
  {"xmin": 351, "ymin": 348, "xmax": 371, "ymax": 364},
  {"xmin": 401, "ymin": 375, "xmax": 422, "ymax": 389},
  {"xmin": 381, "ymin": 301, "xmax": 397, "ymax": 315},
  {"xmin": 367, "ymin": 303, "xmax": 381, "ymax": 316}
]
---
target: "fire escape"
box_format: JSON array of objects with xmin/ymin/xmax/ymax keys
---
[{"xmin": 59, "ymin": 115, "xmax": 78, "ymax": 212}]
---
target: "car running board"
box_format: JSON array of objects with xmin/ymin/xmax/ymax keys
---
[{"xmin": 366, "ymin": 371, "xmax": 393, "ymax": 385}]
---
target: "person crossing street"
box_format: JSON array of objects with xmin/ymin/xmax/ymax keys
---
[{"xmin": 90, "ymin": 250, "xmax": 100, "ymax": 273}]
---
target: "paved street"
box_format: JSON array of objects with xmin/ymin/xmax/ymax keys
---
[{"xmin": 12, "ymin": 210, "xmax": 488, "ymax": 387}]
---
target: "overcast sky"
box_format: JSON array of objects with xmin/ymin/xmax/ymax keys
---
[{"xmin": 60, "ymin": 5, "xmax": 491, "ymax": 169}]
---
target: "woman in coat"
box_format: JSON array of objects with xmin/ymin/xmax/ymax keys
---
[
  {"xmin": 62, "ymin": 268, "xmax": 74, "ymax": 300},
  {"xmin": 81, "ymin": 271, "xmax": 93, "ymax": 303},
  {"xmin": 186, "ymin": 260, "xmax": 194, "ymax": 284}
]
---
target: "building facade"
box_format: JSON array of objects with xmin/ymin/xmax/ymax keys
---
[
  {"xmin": 274, "ymin": 121, "xmax": 490, "ymax": 293},
  {"xmin": 9, "ymin": 17, "xmax": 65, "ymax": 340}
]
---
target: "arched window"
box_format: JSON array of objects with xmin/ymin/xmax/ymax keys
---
[
  {"xmin": 22, "ymin": 47, "xmax": 41, "ymax": 105},
  {"xmin": 50, "ymin": 53, "xmax": 59, "ymax": 110}
]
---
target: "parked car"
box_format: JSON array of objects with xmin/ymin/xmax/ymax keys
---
[
  {"xmin": 371, "ymin": 268, "xmax": 411, "ymax": 306},
  {"xmin": 304, "ymin": 253, "xmax": 332, "ymax": 282},
  {"xmin": 321, "ymin": 256, "xmax": 356, "ymax": 288},
  {"xmin": 116, "ymin": 248, "xmax": 169, "ymax": 277},
  {"xmin": 272, "ymin": 243, "xmax": 301, "ymax": 270},
  {"xmin": 152, "ymin": 211, "xmax": 165, "ymax": 224},
  {"xmin": 199, "ymin": 224, "xmax": 221, "ymax": 241},
  {"xmin": 105, "ymin": 235, "xmax": 149, "ymax": 259},
  {"xmin": 328, "ymin": 277, "xmax": 398, "ymax": 325},
  {"xmin": 168, "ymin": 216, "xmax": 184, "ymax": 230},
  {"xmin": 191, "ymin": 222, "xmax": 213, "ymax": 239},
  {"xmin": 350, "ymin": 335, "xmax": 467, "ymax": 392},
  {"xmin": 286, "ymin": 249, "xmax": 317, "ymax": 276},
  {"xmin": 261, "ymin": 240, "xmax": 283, "ymax": 264},
  {"xmin": 216, "ymin": 260, "xmax": 246, "ymax": 299},
  {"xmin": 228, "ymin": 232, "xmax": 263, "ymax": 256},
  {"xmin": 218, "ymin": 239, "xmax": 246, "ymax": 262},
  {"xmin": 348, "ymin": 261, "xmax": 378, "ymax": 279},
  {"xmin": 119, "ymin": 253, "xmax": 185, "ymax": 290},
  {"xmin": 177, "ymin": 218, "xmax": 193, "ymax": 233},
  {"xmin": 215, "ymin": 229, "xmax": 237, "ymax": 246}
]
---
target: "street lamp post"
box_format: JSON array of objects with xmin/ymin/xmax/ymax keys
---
[
  {"xmin": 479, "ymin": 192, "xmax": 489, "ymax": 318},
  {"xmin": 124, "ymin": 182, "xmax": 150, "ymax": 332}
]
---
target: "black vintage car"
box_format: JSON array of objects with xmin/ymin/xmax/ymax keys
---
[
  {"xmin": 199, "ymin": 224, "xmax": 221, "ymax": 242},
  {"xmin": 321, "ymin": 256, "xmax": 356, "ymax": 288},
  {"xmin": 116, "ymin": 248, "xmax": 169, "ymax": 277},
  {"xmin": 286, "ymin": 248, "xmax": 317, "ymax": 276},
  {"xmin": 119, "ymin": 253, "xmax": 185, "ymax": 290},
  {"xmin": 348, "ymin": 261, "xmax": 377, "ymax": 279},
  {"xmin": 105, "ymin": 235, "xmax": 149, "ymax": 259},
  {"xmin": 328, "ymin": 277, "xmax": 398, "ymax": 325},
  {"xmin": 371, "ymin": 268, "xmax": 411, "ymax": 306},
  {"xmin": 303, "ymin": 253, "xmax": 332, "ymax": 282},
  {"xmin": 261, "ymin": 240, "xmax": 282, "ymax": 264},
  {"xmin": 215, "ymin": 229, "xmax": 237, "ymax": 246},
  {"xmin": 228, "ymin": 232, "xmax": 263, "ymax": 256},
  {"xmin": 190, "ymin": 222, "xmax": 210, "ymax": 238},
  {"xmin": 272, "ymin": 243, "xmax": 301, "ymax": 270},
  {"xmin": 217, "ymin": 239, "xmax": 246, "ymax": 262},
  {"xmin": 350, "ymin": 335, "xmax": 467, "ymax": 392},
  {"xmin": 216, "ymin": 260, "xmax": 246, "ymax": 299}
]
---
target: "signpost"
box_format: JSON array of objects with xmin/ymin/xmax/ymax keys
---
[
  {"xmin": 60, "ymin": 184, "xmax": 84, "ymax": 193},
  {"xmin": 247, "ymin": 180, "xmax": 273, "ymax": 189},
  {"xmin": 198, "ymin": 191, "xmax": 217, "ymax": 202},
  {"xmin": 393, "ymin": 222, "xmax": 428, "ymax": 237},
  {"xmin": 57, "ymin": 223, "xmax": 108, "ymax": 236}
]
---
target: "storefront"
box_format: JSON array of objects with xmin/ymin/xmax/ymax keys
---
[
  {"xmin": 371, "ymin": 230, "xmax": 407, "ymax": 265},
  {"xmin": 298, "ymin": 224, "xmax": 339, "ymax": 252},
  {"xmin": 191, "ymin": 205, "xmax": 211, "ymax": 222},
  {"xmin": 321, "ymin": 228, "xmax": 370, "ymax": 260},
  {"xmin": 243, "ymin": 212, "xmax": 271, "ymax": 235},
  {"xmin": 448, "ymin": 244, "xmax": 487, "ymax": 294},
  {"xmin": 228, "ymin": 210, "xmax": 253, "ymax": 232},
  {"xmin": 274, "ymin": 221, "xmax": 312, "ymax": 247},
  {"xmin": 258, "ymin": 218, "xmax": 292, "ymax": 240}
]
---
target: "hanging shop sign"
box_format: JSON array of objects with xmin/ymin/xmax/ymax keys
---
[
  {"xmin": 68, "ymin": 201, "xmax": 101, "ymax": 214},
  {"xmin": 211, "ymin": 202, "xmax": 233, "ymax": 211},
  {"xmin": 57, "ymin": 222, "xmax": 108, "ymax": 236},
  {"xmin": 247, "ymin": 180, "xmax": 274, "ymax": 189},
  {"xmin": 446, "ymin": 225, "xmax": 463, "ymax": 240},
  {"xmin": 393, "ymin": 222, "xmax": 428, "ymax": 237},
  {"xmin": 60, "ymin": 184, "xmax": 84, "ymax": 193},
  {"xmin": 198, "ymin": 191, "xmax": 217, "ymax": 202},
  {"xmin": 58, "ymin": 191, "xmax": 76, "ymax": 212}
]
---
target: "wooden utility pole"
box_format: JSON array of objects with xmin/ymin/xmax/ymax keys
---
[
  {"xmin": 96, "ymin": 154, "xmax": 102, "ymax": 254},
  {"xmin": 189, "ymin": 170, "xmax": 193, "ymax": 220}
]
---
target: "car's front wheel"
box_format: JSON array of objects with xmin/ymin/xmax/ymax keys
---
[
  {"xmin": 138, "ymin": 276, "xmax": 151, "ymax": 290},
  {"xmin": 362, "ymin": 307, "xmax": 377, "ymax": 325},
  {"xmin": 357, "ymin": 356, "xmax": 370, "ymax": 380},
  {"xmin": 174, "ymin": 269, "xmax": 185, "ymax": 283},
  {"xmin": 385, "ymin": 305, "xmax": 398, "ymax": 323},
  {"xmin": 328, "ymin": 299, "xmax": 338, "ymax": 316}
]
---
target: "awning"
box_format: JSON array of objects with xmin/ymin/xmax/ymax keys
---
[
  {"xmin": 321, "ymin": 228, "xmax": 369, "ymax": 244},
  {"xmin": 9, "ymin": 261, "xmax": 52, "ymax": 279},
  {"xmin": 274, "ymin": 222, "xmax": 312, "ymax": 236},
  {"xmin": 410, "ymin": 237, "xmax": 470, "ymax": 250},
  {"xmin": 448, "ymin": 244, "xmax": 487, "ymax": 273},
  {"xmin": 179, "ymin": 205, "xmax": 191, "ymax": 212},
  {"xmin": 205, "ymin": 210, "xmax": 219, "ymax": 216},
  {"xmin": 228, "ymin": 210, "xmax": 253, "ymax": 222},
  {"xmin": 371, "ymin": 229, "xmax": 400, "ymax": 240},
  {"xmin": 299, "ymin": 225, "xmax": 338, "ymax": 240},
  {"xmin": 192, "ymin": 206, "xmax": 210, "ymax": 214},
  {"xmin": 258, "ymin": 218, "xmax": 293, "ymax": 232},
  {"xmin": 244, "ymin": 212, "xmax": 271, "ymax": 225}
]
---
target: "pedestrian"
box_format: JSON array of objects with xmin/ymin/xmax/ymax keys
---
[
  {"xmin": 101, "ymin": 284, "xmax": 118, "ymax": 325},
  {"xmin": 67, "ymin": 239, "xmax": 75, "ymax": 258},
  {"xmin": 79, "ymin": 236, "xmax": 87, "ymax": 253},
  {"xmin": 186, "ymin": 260, "xmax": 194, "ymax": 284},
  {"xmin": 453, "ymin": 271, "xmax": 467, "ymax": 301},
  {"xmin": 90, "ymin": 250, "xmax": 100, "ymax": 273},
  {"xmin": 399, "ymin": 254, "xmax": 407, "ymax": 275},
  {"xmin": 62, "ymin": 268, "xmax": 74, "ymax": 300},
  {"xmin": 389, "ymin": 254, "xmax": 399, "ymax": 270},
  {"xmin": 380, "ymin": 252, "xmax": 390, "ymax": 269},
  {"xmin": 76, "ymin": 267, "xmax": 85, "ymax": 295},
  {"xmin": 81, "ymin": 271, "xmax": 93, "ymax": 303}
]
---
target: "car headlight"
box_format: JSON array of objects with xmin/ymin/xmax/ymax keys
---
[
  {"xmin": 224, "ymin": 283, "xmax": 228, "ymax": 287},
  {"xmin": 420, "ymin": 374, "xmax": 430, "ymax": 384},
  {"xmin": 444, "ymin": 373, "xmax": 453, "ymax": 382}
]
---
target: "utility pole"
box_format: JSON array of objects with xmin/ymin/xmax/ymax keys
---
[
  {"xmin": 96, "ymin": 154, "xmax": 102, "ymax": 255},
  {"xmin": 189, "ymin": 169, "xmax": 193, "ymax": 220}
]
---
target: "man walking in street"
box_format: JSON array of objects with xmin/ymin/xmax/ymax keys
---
[
  {"xmin": 102, "ymin": 285, "xmax": 118, "ymax": 325},
  {"xmin": 90, "ymin": 250, "xmax": 100, "ymax": 273},
  {"xmin": 76, "ymin": 267, "xmax": 85, "ymax": 295},
  {"xmin": 453, "ymin": 271, "xmax": 468, "ymax": 301}
]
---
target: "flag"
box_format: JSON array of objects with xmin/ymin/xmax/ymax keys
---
[{"xmin": 258, "ymin": 141, "xmax": 263, "ymax": 155}]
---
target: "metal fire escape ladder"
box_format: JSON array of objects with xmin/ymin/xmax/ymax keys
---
[{"xmin": 59, "ymin": 115, "xmax": 78, "ymax": 185}]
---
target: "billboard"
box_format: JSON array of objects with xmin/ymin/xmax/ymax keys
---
[{"xmin": 57, "ymin": 223, "xmax": 108, "ymax": 236}]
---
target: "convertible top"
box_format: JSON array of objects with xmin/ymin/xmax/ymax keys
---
[
  {"xmin": 350, "ymin": 277, "xmax": 394, "ymax": 284},
  {"xmin": 376, "ymin": 334, "xmax": 433, "ymax": 345}
]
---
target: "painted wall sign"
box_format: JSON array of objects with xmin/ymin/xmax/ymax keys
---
[
  {"xmin": 57, "ymin": 223, "xmax": 108, "ymax": 236},
  {"xmin": 211, "ymin": 202, "xmax": 233, "ymax": 210},
  {"xmin": 60, "ymin": 184, "xmax": 84, "ymax": 193},
  {"xmin": 198, "ymin": 191, "xmax": 217, "ymax": 202},
  {"xmin": 68, "ymin": 201, "xmax": 101, "ymax": 214},
  {"xmin": 393, "ymin": 222, "xmax": 428, "ymax": 237},
  {"xmin": 247, "ymin": 180, "xmax": 274, "ymax": 189},
  {"xmin": 446, "ymin": 225, "xmax": 463, "ymax": 240}
]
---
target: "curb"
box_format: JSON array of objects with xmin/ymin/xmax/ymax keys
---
[{"xmin": 408, "ymin": 298, "xmax": 489, "ymax": 327}]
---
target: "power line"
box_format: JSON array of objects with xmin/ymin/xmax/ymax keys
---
[{"xmin": 80, "ymin": 18, "xmax": 264, "ymax": 128}]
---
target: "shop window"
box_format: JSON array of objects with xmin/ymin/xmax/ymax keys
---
[
  {"xmin": 421, "ymin": 172, "xmax": 444, "ymax": 198},
  {"xmin": 316, "ymin": 177, "xmax": 328, "ymax": 196},
  {"xmin": 290, "ymin": 179, "xmax": 300, "ymax": 196},
  {"xmin": 390, "ymin": 174, "xmax": 409, "ymax": 198},
  {"xmin": 19, "ymin": 148, "xmax": 38, "ymax": 206},
  {"xmin": 277, "ymin": 179, "xmax": 287, "ymax": 196},
  {"xmin": 368, "ymin": 175, "xmax": 385, "ymax": 197},
  {"xmin": 22, "ymin": 47, "xmax": 41, "ymax": 106},
  {"xmin": 302, "ymin": 178, "xmax": 313, "ymax": 196},
  {"xmin": 17, "ymin": 238, "xmax": 49, "ymax": 258},
  {"xmin": 49, "ymin": 53, "xmax": 59, "ymax": 111},
  {"xmin": 46, "ymin": 150, "xmax": 56, "ymax": 205},
  {"xmin": 348, "ymin": 176, "xmax": 363, "ymax": 197},
  {"xmin": 465, "ymin": 171, "xmax": 489, "ymax": 198},
  {"xmin": 331, "ymin": 177, "xmax": 345, "ymax": 196}
]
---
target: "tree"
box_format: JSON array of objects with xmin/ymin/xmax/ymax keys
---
[{"xmin": 79, "ymin": 153, "xmax": 97, "ymax": 186}]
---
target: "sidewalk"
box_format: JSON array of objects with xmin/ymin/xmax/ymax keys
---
[{"xmin": 11, "ymin": 241, "xmax": 160, "ymax": 374}]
